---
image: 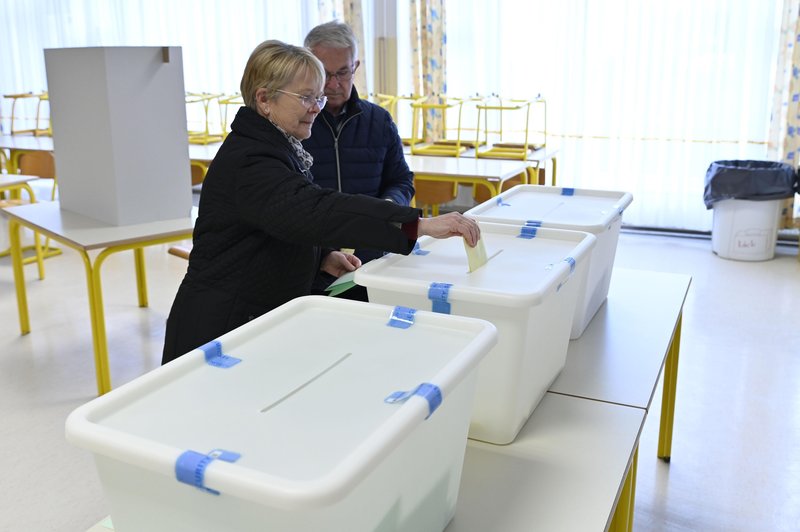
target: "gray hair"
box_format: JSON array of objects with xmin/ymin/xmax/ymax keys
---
[
  {"xmin": 240, "ymin": 40, "xmax": 325, "ymax": 109},
  {"xmin": 304, "ymin": 20, "xmax": 359, "ymax": 62}
]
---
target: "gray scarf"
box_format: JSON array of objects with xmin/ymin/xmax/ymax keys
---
[{"xmin": 268, "ymin": 118, "xmax": 314, "ymax": 173}]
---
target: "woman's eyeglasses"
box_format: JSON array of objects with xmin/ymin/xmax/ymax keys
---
[{"xmin": 276, "ymin": 89, "xmax": 327, "ymax": 110}]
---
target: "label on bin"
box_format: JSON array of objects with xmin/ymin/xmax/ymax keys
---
[
  {"xmin": 175, "ymin": 448, "xmax": 241, "ymax": 495},
  {"xmin": 427, "ymin": 283, "xmax": 453, "ymax": 314},
  {"xmin": 199, "ymin": 340, "xmax": 241, "ymax": 368},
  {"xmin": 388, "ymin": 306, "xmax": 417, "ymax": 329},
  {"xmin": 384, "ymin": 382, "xmax": 443, "ymax": 419}
]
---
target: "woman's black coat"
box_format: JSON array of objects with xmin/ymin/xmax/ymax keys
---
[{"xmin": 162, "ymin": 106, "xmax": 420, "ymax": 363}]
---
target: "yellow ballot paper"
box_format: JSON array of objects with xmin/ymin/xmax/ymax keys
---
[{"xmin": 464, "ymin": 236, "xmax": 489, "ymax": 272}]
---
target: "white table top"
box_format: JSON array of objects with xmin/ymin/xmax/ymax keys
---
[
  {"xmin": 188, "ymin": 142, "xmax": 222, "ymax": 163},
  {"xmin": 448, "ymin": 392, "xmax": 644, "ymax": 532},
  {"xmin": 2, "ymin": 201, "xmax": 195, "ymax": 251},
  {"xmin": 0, "ymin": 173, "xmax": 40, "ymax": 187},
  {"xmin": 0, "ymin": 134, "xmax": 54, "ymax": 151},
  {"xmin": 0, "ymin": 134, "xmax": 211, "ymax": 165},
  {"xmin": 405, "ymin": 154, "xmax": 528, "ymax": 181},
  {"xmin": 549, "ymin": 267, "xmax": 692, "ymax": 410}
]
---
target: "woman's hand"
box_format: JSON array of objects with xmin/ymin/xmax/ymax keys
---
[
  {"xmin": 418, "ymin": 212, "xmax": 481, "ymax": 247},
  {"xmin": 320, "ymin": 251, "xmax": 362, "ymax": 277}
]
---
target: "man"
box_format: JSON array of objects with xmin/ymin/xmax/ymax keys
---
[{"xmin": 303, "ymin": 20, "xmax": 415, "ymax": 301}]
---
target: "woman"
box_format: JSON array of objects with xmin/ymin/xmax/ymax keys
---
[{"xmin": 162, "ymin": 40, "xmax": 480, "ymax": 364}]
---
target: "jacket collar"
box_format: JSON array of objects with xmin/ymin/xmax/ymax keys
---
[{"xmin": 230, "ymin": 105, "xmax": 309, "ymax": 176}]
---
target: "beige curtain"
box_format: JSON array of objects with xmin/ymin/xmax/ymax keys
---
[
  {"xmin": 410, "ymin": 0, "xmax": 446, "ymax": 142},
  {"xmin": 342, "ymin": 0, "xmax": 367, "ymax": 96},
  {"xmin": 768, "ymin": 0, "xmax": 800, "ymax": 228},
  {"xmin": 315, "ymin": 0, "xmax": 366, "ymax": 96},
  {"xmin": 315, "ymin": 0, "xmax": 340, "ymax": 22}
]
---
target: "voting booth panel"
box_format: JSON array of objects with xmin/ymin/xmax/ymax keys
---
[
  {"xmin": 356, "ymin": 223, "xmax": 595, "ymax": 444},
  {"xmin": 466, "ymin": 185, "xmax": 633, "ymax": 338},
  {"xmin": 44, "ymin": 46, "xmax": 192, "ymax": 226},
  {"xmin": 66, "ymin": 297, "xmax": 497, "ymax": 532}
]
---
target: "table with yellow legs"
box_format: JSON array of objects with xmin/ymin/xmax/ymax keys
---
[
  {"xmin": 404, "ymin": 154, "xmax": 529, "ymax": 214},
  {"xmin": 6, "ymin": 201, "xmax": 195, "ymax": 396},
  {"xmin": 551, "ymin": 267, "xmax": 690, "ymax": 460},
  {"xmin": 550, "ymin": 267, "xmax": 690, "ymax": 531}
]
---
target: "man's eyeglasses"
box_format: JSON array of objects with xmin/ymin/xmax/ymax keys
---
[
  {"xmin": 325, "ymin": 67, "xmax": 355, "ymax": 83},
  {"xmin": 276, "ymin": 89, "xmax": 327, "ymax": 110}
]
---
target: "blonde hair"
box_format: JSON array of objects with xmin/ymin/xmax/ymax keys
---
[{"xmin": 240, "ymin": 40, "xmax": 325, "ymax": 109}]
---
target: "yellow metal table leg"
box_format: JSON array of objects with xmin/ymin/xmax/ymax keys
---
[
  {"xmin": 627, "ymin": 450, "xmax": 639, "ymax": 530},
  {"xmin": 658, "ymin": 312, "xmax": 682, "ymax": 461},
  {"xmin": 551, "ymin": 156, "xmax": 558, "ymax": 186},
  {"xmin": 83, "ymin": 249, "xmax": 120, "ymax": 395},
  {"xmin": 134, "ymin": 247, "xmax": 148, "ymax": 307},
  {"xmin": 609, "ymin": 447, "xmax": 639, "ymax": 532},
  {"xmin": 9, "ymin": 219, "xmax": 31, "ymax": 334}
]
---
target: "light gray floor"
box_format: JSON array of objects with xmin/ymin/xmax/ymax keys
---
[{"xmin": 0, "ymin": 230, "xmax": 798, "ymax": 531}]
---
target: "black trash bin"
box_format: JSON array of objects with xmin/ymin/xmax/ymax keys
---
[{"xmin": 704, "ymin": 160, "xmax": 798, "ymax": 261}]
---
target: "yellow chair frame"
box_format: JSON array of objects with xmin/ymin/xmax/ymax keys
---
[
  {"xmin": 434, "ymin": 95, "xmax": 485, "ymax": 150},
  {"xmin": 218, "ymin": 93, "xmax": 244, "ymax": 140},
  {"xmin": 410, "ymin": 96, "xmax": 467, "ymax": 157},
  {"xmin": 3, "ymin": 92, "xmax": 51, "ymax": 136},
  {"xmin": 186, "ymin": 92, "xmax": 225, "ymax": 145},
  {"xmin": 372, "ymin": 93, "xmax": 399, "ymax": 121},
  {"xmin": 395, "ymin": 95, "xmax": 428, "ymax": 146}
]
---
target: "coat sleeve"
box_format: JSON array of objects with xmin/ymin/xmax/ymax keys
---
[{"xmin": 234, "ymin": 157, "xmax": 420, "ymax": 255}]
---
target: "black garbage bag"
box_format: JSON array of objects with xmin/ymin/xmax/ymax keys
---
[{"xmin": 703, "ymin": 160, "xmax": 797, "ymax": 209}]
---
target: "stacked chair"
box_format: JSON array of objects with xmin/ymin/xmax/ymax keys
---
[
  {"xmin": 385, "ymin": 92, "xmax": 546, "ymax": 215},
  {"xmin": 3, "ymin": 91, "xmax": 51, "ymax": 136},
  {"xmin": 185, "ymin": 92, "xmax": 225, "ymax": 145}
]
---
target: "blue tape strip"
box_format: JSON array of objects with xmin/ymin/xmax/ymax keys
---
[
  {"xmin": 384, "ymin": 382, "xmax": 443, "ymax": 419},
  {"xmin": 200, "ymin": 341, "xmax": 241, "ymax": 368},
  {"xmin": 412, "ymin": 242, "xmax": 430, "ymax": 255},
  {"xmin": 175, "ymin": 449, "xmax": 241, "ymax": 495},
  {"xmin": 525, "ymin": 220, "xmax": 542, "ymax": 227},
  {"xmin": 561, "ymin": 188, "xmax": 575, "ymax": 196},
  {"xmin": 427, "ymin": 282, "xmax": 453, "ymax": 314},
  {"xmin": 564, "ymin": 256, "xmax": 576, "ymax": 274},
  {"xmin": 496, "ymin": 197, "xmax": 511, "ymax": 207},
  {"xmin": 518, "ymin": 226, "xmax": 538, "ymax": 239},
  {"xmin": 388, "ymin": 306, "xmax": 417, "ymax": 329}
]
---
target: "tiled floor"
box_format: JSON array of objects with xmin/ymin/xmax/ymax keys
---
[{"xmin": 0, "ymin": 230, "xmax": 798, "ymax": 531}]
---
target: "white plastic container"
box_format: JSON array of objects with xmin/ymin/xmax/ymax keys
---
[
  {"xmin": 356, "ymin": 223, "xmax": 595, "ymax": 444},
  {"xmin": 66, "ymin": 296, "xmax": 497, "ymax": 532},
  {"xmin": 466, "ymin": 184, "xmax": 633, "ymax": 339},
  {"xmin": 711, "ymin": 198, "xmax": 782, "ymax": 261}
]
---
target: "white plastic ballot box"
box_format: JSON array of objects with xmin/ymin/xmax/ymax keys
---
[
  {"xmin": 66, "ymin": 296, "xmax": 497, "ymax": 532},
  {"xmin": 466, "ymin": 184, "xmax": 633, "ymax": 338},
  {"xmin": 355, "ymin": 223, "xmax": 596, "ymax": 444}
]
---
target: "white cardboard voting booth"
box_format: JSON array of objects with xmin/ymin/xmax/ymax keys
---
[
  {"xmin": 466, "ymin": 185, "xmax": 633, "ymax": 339},
  {"xmin": 356, "ymin": 223, "xmax": 595, "ymax": 444},
  {"xmin": 44, "ymin": 46, "xmax": 192, "ymax": 225},
  {"xmin": 66, "ymin": 297, "xmax": 497, "ymax": 532}
]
